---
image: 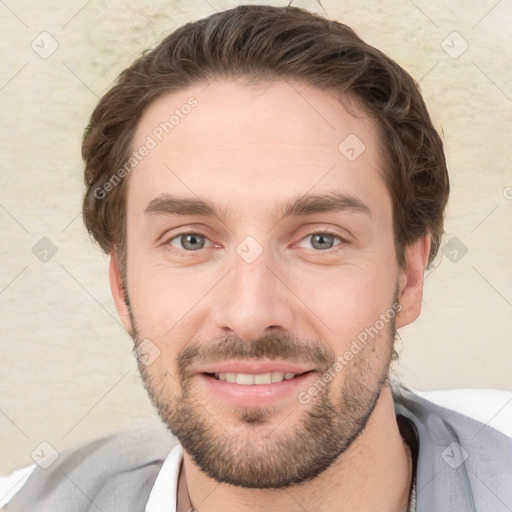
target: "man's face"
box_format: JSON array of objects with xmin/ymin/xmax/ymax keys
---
[{"xmin": 114, "ymin": 79, "xmax": 410, "ymax": 488}]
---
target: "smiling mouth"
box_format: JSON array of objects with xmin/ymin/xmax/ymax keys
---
[{"xmin": 205, "ymin": 370, "xmax": 312, "ymax": 385}]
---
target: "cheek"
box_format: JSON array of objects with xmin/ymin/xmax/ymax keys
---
[
  {"xmin": 126, "ymin": 255, "xmax": 215, "ymax": 346},
  {"xmin": 291, "ymin": 261, "xmax": 397, "ymax": 348}
]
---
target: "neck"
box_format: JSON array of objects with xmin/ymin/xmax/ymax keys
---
[{"xmin": 179, "ymin": 385, "xmax": 413, "ymax": 512}]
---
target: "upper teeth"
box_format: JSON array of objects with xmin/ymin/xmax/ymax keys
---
[{"xmin": 214, "ymin": 372, "xmax": 297, "ymax": 384}]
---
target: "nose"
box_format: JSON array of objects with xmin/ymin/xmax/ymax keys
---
[{"xmin": 210, "ymin": 248, "xmax": 295, "ymax": 342}]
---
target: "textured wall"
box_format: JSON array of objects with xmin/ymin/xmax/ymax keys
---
[{"xmin": 1, "ymin": 0, "xmax": 511, "ymax": 476}]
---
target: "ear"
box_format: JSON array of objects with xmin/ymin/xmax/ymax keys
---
[
  {"xmin": 109, "ymin": 251, "xmax": 133, "ymax": 333},
  {"xmin": 395, "ymin": 234, "xmax": 431, "ymax": 329}
]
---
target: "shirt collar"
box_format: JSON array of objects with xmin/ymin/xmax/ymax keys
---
[{"xmin": 145, "ymin": 444, "xmax": 183, "ymax": 512}]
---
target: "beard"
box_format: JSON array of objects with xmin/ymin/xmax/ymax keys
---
[{"xmin": 129, "ymin": 301, "xmax": 396, "ymax": 489}]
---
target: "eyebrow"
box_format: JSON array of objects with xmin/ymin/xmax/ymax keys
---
[
  {"xmin": 143, "ymin": 192, "xmax": 372, "ymax": 220},
  {"xmin": 276, "ymin": 192, "xmax": 372, "ymax": 220},
  {"xmin": 144, "ymin": 195, "xmax": 217, "ymax": 217}
]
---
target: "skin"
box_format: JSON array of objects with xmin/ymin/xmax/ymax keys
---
[{"xmin": 110, "ymin": 78, "xmax": 430, "ymax": 512}]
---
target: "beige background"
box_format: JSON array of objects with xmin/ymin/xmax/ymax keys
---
[{"xmin": 0, "ymin": 0, "xmax": 511, "ymax": 476}]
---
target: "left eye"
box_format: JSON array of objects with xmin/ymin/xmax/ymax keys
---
[
  {"xmin": 169, "ymin": 233, "xmax": 209, "ymax": 251},
  {"xmin": 298, "ymin": 233, "xmax": 342, "ymax": 250}
]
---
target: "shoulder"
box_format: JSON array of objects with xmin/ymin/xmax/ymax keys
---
[
  {"xmin": 414, "ymin": 387, "xmax": 512, "ymax": 437},
  {"xmin": 393, "ymin": 384, "xmax": 512, "ymax": 511},
  {"xmin": 2, "ymin": 424, "xmax": 179, "ymax": 511},
  {"xmin": 393, "ymin": 384, "xmax": 512, "ymax": 439}
]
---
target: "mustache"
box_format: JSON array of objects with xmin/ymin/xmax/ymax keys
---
[{"xmin": 176, "ymin": 333, "xmax": 336, "ymax": 381}]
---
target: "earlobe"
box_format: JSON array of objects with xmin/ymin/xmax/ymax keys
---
[
  {"xmin": 395, "ymin": 234, "xmax": 431, "ymax": 329},
  {"xmin": 109, "ymin": 252, "xmax": 133, "ymax": 333}
]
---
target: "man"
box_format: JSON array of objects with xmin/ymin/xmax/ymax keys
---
[{"xmin": 4, "ymin": 4, "xmax": 511, "ymax": 512}]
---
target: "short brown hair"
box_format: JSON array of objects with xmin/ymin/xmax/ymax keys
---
[{"xmin": 82, "ymin": 5, "xmax": 449, "ymax": 275}]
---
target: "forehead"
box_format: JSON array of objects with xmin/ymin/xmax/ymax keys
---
[{"xmin": 127, "ymin": 78, "xmax": 389, "ymax": 218}]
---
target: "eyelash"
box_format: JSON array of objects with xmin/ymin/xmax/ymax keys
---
[{"xmin": 164, "ymin": 230, "xmax": 345, "ymax": 252}]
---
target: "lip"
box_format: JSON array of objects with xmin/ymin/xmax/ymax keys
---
[{"xmin": 196, "ymin": 368, "xmax": 317, "ymax": 408}]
